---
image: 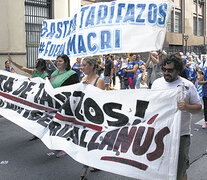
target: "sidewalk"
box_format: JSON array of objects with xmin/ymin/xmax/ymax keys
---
[{"xmin": 187, "ymin": 155, "xmax": 207, "ymax": 180}]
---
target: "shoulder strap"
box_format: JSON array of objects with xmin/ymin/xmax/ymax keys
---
[{"xmin": 93, "ymin": 77, "xmax": 100, "ymax": 87}]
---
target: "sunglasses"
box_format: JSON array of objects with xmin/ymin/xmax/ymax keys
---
[{"xmin": 161, "ymin": 67, "xmax": 174, "ymax": 73}]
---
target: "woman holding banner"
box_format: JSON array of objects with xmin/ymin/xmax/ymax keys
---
[
  {"xmin": 80, "ymin": 56, "xmax": 105, "ymax": 180},
  {"xmin": 50, "ymin": 54, "xmax": 79, "ymax": 88},
  {"xmin": 8, "ymin": 53, "xmax": 49, "ymax": 140},
  {"xmin": 50, "ymin": 54, "xmax": 79, "ymax": 157},
  {"xmin": 8, "ymin": 53, "xmax": 48, "ymax": 79}
]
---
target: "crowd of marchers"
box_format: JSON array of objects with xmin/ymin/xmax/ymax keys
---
[{"xmin": 3, "ymin": 51, "xmax": 207, "ymax": 180}]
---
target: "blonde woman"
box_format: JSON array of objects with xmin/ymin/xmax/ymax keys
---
[{"xmin": 80, "ymin": 56, "xmax": 105, "ymax": 180}]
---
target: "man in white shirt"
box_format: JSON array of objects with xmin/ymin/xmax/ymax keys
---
[{"xmin": 151, "ymin": 54, "xmax": 202, "ymax": 180}]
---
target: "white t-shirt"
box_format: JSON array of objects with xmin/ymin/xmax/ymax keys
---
[
  {"xmin": 121, "ymin": 58, "xmax": 128, "ymax": 69},
  {"xmin": 151, "ymin": 76, "xmax": 201, "ymax": 136}
]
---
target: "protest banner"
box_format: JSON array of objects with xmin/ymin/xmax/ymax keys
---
[
  {"xmin": 38, "ymin": 0, "xmax": 174, "ymax": 60},
  {"xmin": 0, "ymin": 70, "xmax": 181, "ymax": 180}
]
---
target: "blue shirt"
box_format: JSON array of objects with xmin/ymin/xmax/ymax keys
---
[
  {"xmin": 136, "ymin": 60, "xmax": 145, "ymax": 74},
  {"xmin": 126, "ymin": 61, "xmax": 136, "ymax": 78},
  {"xmin": 202, "ymin": 67, "xmax": 207, "ymax": 97}
]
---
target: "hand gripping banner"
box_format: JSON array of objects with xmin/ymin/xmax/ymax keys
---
[
  {"xmin": 0, "ymin": 70, "xmax": 182, "ymax": 180},
  {"xmin": 38, "ymin": 0, "xmax": 174, "ymax": 60}
]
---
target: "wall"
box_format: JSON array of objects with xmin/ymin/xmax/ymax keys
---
[
  {"xmin": 0, "ymin": 0, "xmax": 26, "ymax": 74},
  {"xmin": 54, "ymin": 0, "xmax": 81, "ymax": 18}
]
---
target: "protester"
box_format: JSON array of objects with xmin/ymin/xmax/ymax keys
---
[
  {"xmin": 119, "ymin": 53, "xmax": 129, "ymax": 89},
  {"xmin": 123, "ymin": 53, "xmax": 137, "ymax": 89},
  {"xmin": 72, "ymin": 57, "xmax": 84, "ymax": 81},
  {"xmin": 116, "ymin": 56, "xmax": 124, "ymax": 89},
  {"xmin": 110, "ymin": 55, "xmax": 118, "ymax": 88},
  {"xmin": 50, "ymin": 54, "xmax": 79, "ymax": 88},
  {"xmin": 151, "ymin": 54, "xmax": 202, "ymax": 180},
  {"xmin": 198, "ymin": 66, "xmax": 207, "ymax": 128},
  {"xmin": 8, "ymin": 53, "xmax": 48, "ymax": 79},
  {"xmin": 185, "ymin": 55, "xmax": 197, "ymax": 84},
  {"xmin": 199, "ymin": 56, "xmax": 207, "ymax": 71},
  {"xmin": 4, "ymin": 60, "xmax": 15, "ymax": 73},
  {"xmin": 81, "ymin": 56, "xmax": 105, "ymax": 89},
  {"xmin": 80, "ymin": 56, "xmax": 105, "ymax": 180},
  {"xmin": 8, "ymin": 53, "xmax": 49, "ymax": 141},
  {"xmin": 97, "ymin": 55, "xmax": 105, "ymax": 79},
  {"xmin": 121, "ymin": 53, "xmax": 128, "ymax": 69},
  {"xmin": 50, "ymin": 54, "xmax": 79, "ymax": 157},
  {"xmin": 145, "ymin": 51, "xmax": 163, "ymax": 88},
  {"xmin": 103, "ymin": 54, "xmax": 114, "ymax": 90},
  {"xmin": 135, "ymin": 54, "xmax": 145, "ymax": 89}
]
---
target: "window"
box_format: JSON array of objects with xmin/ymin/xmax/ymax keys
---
[
  {"xmin": 167, "ymin": 11, "xmax": 174, "ymax": 32},
  {"xmin": 198, "ymin": 18, "xmax": 204, "ymax": 36},
  {"xmin": 175, "ymin": 11, "xmax": 182, "ymax": 33},
  {"xmin": 25, "ymin": 0, "xmax": 52, "ymax": 68},
  {"xmin": 193, "ymin": 16, "xmax": 197, "ymax": 35}
]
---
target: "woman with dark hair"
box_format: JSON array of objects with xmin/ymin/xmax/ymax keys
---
[
  {"xmin": 8, "ymin": 53, "xmax": 48, "ymax": 79},
  {"xmin": 5, "ymin": 60, "xmax": 15, "ymax": 73},
  {"xmin": 50, "ymin": 54, "xmax": 79, "ymax": 158},
  {"xmin": 50, "ymin": 54, "xmax": 79, "ymax": 88},
  {"xmin": 8, "ymin": 53, "xmax": 49, "ymax": 141}
]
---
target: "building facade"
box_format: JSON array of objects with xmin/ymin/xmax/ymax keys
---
[
  {"xmin": 0, "ymin": 0, "xmax": 81, "ymax": 73},
  {"xmin": 165, "ymin": 0, "xmax": 207, "ymax": 55},
  {"xmin": 0, "ymin": 0, "xmax": 206, "ymax": 72}
]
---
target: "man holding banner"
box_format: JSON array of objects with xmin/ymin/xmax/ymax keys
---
[{"xmin": 151, "ymin": 54, "xmax": 202, "ymax": 180}]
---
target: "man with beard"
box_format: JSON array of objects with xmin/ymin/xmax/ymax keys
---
[{"xmin": 151, "ymin": 54, "xmax": 202, "ymax": 180}]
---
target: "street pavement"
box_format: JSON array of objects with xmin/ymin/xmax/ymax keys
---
[{"xmin": 187, "ymin": 109, "xmax": 207, "ymax": 180}]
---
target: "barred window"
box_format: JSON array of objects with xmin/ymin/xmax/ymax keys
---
[{"xmin": 25, "ymin": 0, "xmax": 52, "ymax": 68}]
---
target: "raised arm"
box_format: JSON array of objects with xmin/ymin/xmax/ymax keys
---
[
  {"xmin": 145, "ymin": 53, "xmax": 151, "ymax": 68},
  {"xmin": 8, "ymin": 53, "xmax": 34, "ymax": 75},
  {"xmin": 150, "ymin": 54, "xmax": 160, "ymax": 64}
]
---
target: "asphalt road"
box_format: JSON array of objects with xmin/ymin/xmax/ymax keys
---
[{"xmin": 0, "ymin": 108, "xmax": 206, "ymax": 180}]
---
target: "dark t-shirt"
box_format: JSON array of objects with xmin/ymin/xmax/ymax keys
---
[
  {"xmin": 61, "ymin": 73, "xmax": 79, "ymax": 87},
  {"xmin": 104, "ymin": 60, "xmax": 114, "ymax": 76}
]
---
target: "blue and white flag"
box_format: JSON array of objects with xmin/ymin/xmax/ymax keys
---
[{"xmin": 38, "ymin": 0, "xmax": 174, "ymax": 60}]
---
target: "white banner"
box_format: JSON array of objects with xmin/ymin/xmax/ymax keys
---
[
  {"xmin": 0, "ymin": 70, "xmax": 181, "ymax": 180},
  {"xmin": 38, "ymin": 0, "xmax": 174, "ymax": 60}
]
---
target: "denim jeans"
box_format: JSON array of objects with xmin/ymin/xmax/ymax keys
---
[{"xmin": 135, "ymin": 73, "xmax": 143, "ymax": 89}]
